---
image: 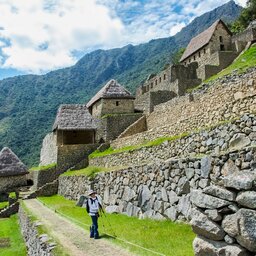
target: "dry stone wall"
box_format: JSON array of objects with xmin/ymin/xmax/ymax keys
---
[
  {"xmin": 89, "ymin": 114, "xmax": 256, "ymax": 168},
  {"xmin": 59, "ymin": 147, "xmax": 256, "ymax": 255},
  {"xmin": 112, "ymin": 68, "xmax": 256, "ymax": 149},
  {"xmin": 19, "ymin": 206, "xmax": 56, "ymax": 255}
]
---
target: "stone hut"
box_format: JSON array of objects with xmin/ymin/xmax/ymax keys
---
[
  {"xmin": 53, "ymin": 104, "xmax": 97, "ymax": 145},
  {"xmin": 0, "ymin": 147, "xmax": 28, "ymax": 193},
  {"xmin": 86, "ymin": 79, "xmax": 135, "ymax": 118},
  {"xmin": 180, "ymin": 19, "xmax": 238, "ymax": 80}
]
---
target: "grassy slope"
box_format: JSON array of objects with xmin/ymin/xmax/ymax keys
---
[
  {"xmin": 0, "ymin": 215, "xmax": 27, "ymax": 256},
  {"xmin": 39, "ymin": 195, "xmax": 195, "ymax": 256},
  {"xmin": 62, "ymin": 166, "xmax": 111, "ymax": 178}
]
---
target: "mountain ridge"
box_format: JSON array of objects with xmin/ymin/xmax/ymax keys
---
[{"xmin": 0, "ymin": 0, "xmax": 242, "ymax": 166}]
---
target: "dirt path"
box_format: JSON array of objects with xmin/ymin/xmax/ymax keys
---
[{"xmin": 23, "ymin": 199, "xmax": 133, "ymax": 256}]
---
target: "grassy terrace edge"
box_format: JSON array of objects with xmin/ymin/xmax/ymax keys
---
[
  {"xmin": 29, "ymin": 163, "xmax": 56, "ymax": 172},
  {"xmin": 38, "ymin": 195, "xmax": 195, "ymax": 256},
  {"xmin": 89, "ymin": 118, "xmax": 239, "ymax": 159}
]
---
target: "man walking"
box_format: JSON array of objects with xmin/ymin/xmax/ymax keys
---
[{"xmin": 86, "ymin": 189, "xmax": 103, "ymax": 239}]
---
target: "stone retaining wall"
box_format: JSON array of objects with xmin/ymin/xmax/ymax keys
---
[
  {"xmin": 59, "ymin": 147, "xmax": 256, "ymax": 254},
  {"xmin": 59, "ymin": 147, "xmax": 256, "ymax": 223},
  {"xmin": 89, "ymin": 114, "xmax": 256, "ymax": 168},
  {"xmin": 32, "ymin": 166, "xmax": 58, "ymax": 190},
  {"xmin": 112, "ymin": 68, "xmax": 256, "ymax": 149},
  {"xmin": 18, "ymin": 206, "xmax": 56, "ymax": 255}
]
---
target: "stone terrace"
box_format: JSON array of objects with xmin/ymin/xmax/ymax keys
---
[{"xmin": 112, "ymin": 68, "xmax": 256, "ymax": 149}]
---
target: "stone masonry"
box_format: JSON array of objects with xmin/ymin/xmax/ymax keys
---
[
  {"xmin": 112, "ymin": 67, "xmax": 256, "ymax": 150},
  {"xmin": 89, "ymin": 114, "xmax": 256, "ymax": 168}
]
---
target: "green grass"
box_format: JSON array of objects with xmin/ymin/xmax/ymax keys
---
[
  {"xmin": 61, "ymin": 166, "xmax": 111, "ymax": 178},
  {"xmin": 29, "ymin": 163, "xmax": 56, "ymax": 171},
  {"xmin": 0, "ymin": 215, "xmax": 27, "ymax": 256},
  {"xmin": 8, "ymin": 192, "xmax": 16, "ymax": 200},
  {"xmin": 0, "ymin": 201, "xmax": 8, "ymax": 210},
  {"xmin": 39, "ymin": 195, "xmax": 195, "ymax": 256},
  {"xmin": 187, "ymin": 44, "xmax": 256, "ymax": 92},
  {"xmin": 89, "ymin": 132, "xmax": 189, "ymax": 159}
]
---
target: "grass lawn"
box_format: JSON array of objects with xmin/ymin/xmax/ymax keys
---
[
  {"xmin": 0, "ymin": 215, "xmax": 27, "ymax": 256},
  {"xmin": 39, "ymin": 195, "xmax": 195, "ymax": 256}
]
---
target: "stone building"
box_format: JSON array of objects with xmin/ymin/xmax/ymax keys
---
[
  {"xmin": 87, "ymin": 79, "xmax": 135, "ymax": 118},
  {"xmin": 40, "ymin": 105, "xmax": 98, "ymax": 170},
  {"xmin": 232, "ymin": 19, "xmax": 256, "ymax": 52},
  {"xmin": 53, "ymin": 104, "xmax": 97, "ymax": 145},
  {"xmin": 0, "ymin": 147, "xmax": 28, "ymax": 194},
  {"xmin": 180, "ymin": 19, "xmax": 238, "ymax": 80}
]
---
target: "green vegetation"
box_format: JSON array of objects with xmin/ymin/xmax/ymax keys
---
[
  {"xmin": 187, "ymin": 44, "xmax": 256, "ymax": 92},
  {"xmin": 39, "ymin": 195, "xmax": 195, "ymax": 256},
  {"xmin": 90, "ymin": 132, "xmax": 189, "ymax": 159},
  {"xmin": 62, "ymin": 166, "xmax": 111, "ymax": 178},
  {"xmin": 8, "ymin": 192, "xmax": 16, "ymax": 200},
  {"xmin": 170, "ymin": 48, "xmax": 186, "ymax": 64},
  {"xmin": 0, "ymin": 3, "xmax": 241, "ymax": 167},
  {"xmin": 0, "ymin": 201, "xmax": 8, "ymax": 210},
  {"xmin": 231, "ymin": 0, "xmax": 256, "ymax": 33},
  {"xmin": 0, "ymin": 215, "xmax": 27, "ymax": 256},
  {"xmin": 29, "ymin": 163, "xmax": 56, "ymax": 171}
]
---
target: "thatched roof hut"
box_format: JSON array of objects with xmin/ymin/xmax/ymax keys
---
[
  {"xmin": 0, "ymin": 147, "xmax": 28, "ymax": 177},
  {"xmin": 53, "ymin": 104, "xmax": 97, "ymax": 131},
  {"xmin": 86, "ymin": 79, "xmax": 135, "ymax": 108}
]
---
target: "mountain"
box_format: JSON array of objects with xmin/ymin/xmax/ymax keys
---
[{"xmin": 0, "ymin": 0, "xmax": 242, "ymax": 166}]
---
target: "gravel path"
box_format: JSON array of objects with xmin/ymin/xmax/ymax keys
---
[{"xmin": 23, "ymin": 199, "xmax": 133, "ymax": 256}]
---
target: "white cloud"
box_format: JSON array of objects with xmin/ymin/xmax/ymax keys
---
[
  {"xmin": 0, "ymin": 0, "xmax": 245, "ymax": 74},
  {"xmin": 170, "ymin": 22, "xmax": 186, "ymax": 36},
  {"xmin": 0, "ymin": 0, "xmax": 124, "ymax": 73}
]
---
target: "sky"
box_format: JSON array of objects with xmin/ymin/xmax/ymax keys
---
[{"xmin": 0, "ymin": 0, "xmax": 247, "ymax": 80}]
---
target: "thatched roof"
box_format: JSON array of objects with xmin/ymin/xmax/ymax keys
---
[
  {"xmin": 180, "ymin": 19, "xmax": 231, "ymax": 62},
  {"xmin": 86, "ymin": 79, "xmax": 135, "ymax": 108},
  {"xmin": 0, "ymin": 147, "xmax": 28, "ymax": 177},
  {"xmin": 53, "ymin": 104, "xmax": 97, "ymax": 131}
]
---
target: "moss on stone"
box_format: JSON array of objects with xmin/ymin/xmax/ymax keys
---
[{"xmin": 29, "ymin": 163, "xmax": 56, "ymax": 172}]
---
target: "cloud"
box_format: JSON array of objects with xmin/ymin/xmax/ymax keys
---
[
  {"xmin": 0, "ymin": 0, "xmax": 245, "ymax": 74},
  {"xmin": 0, "ymin": 0, "xmax": 124, "ymax": 73},
  {"xmin": 170, "ymin": 22, "xmax": 186, "ymax": 36}
]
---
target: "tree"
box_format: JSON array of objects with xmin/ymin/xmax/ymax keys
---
[
  {"xmin": 231, "ymin": 0, "xmax": 256, "ymax": 33},
  {"xmin": 170, "ymin": 48, "xmax": 186, "ymax": 65}
]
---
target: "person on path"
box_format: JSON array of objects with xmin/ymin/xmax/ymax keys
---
[{"xmin": 86, "ymin": 189, "xmax": 103, "ymax": 239}]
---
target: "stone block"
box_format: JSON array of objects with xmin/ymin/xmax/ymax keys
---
[
  {"xmin": 203, "ymin": 185, "xmax": 236, "ymax": 202},
  {"xmin": 236, "ymin": 191, "xmax": 256, "ymax": 209}
]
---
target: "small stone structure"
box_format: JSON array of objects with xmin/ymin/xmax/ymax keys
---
[
  {"xmin": 180, "ymin": 19, "xmax": 238, "ymax": 80},
  {"xmin": 87, "ymin": 79, "xmax": 135, "ymax": 118},
  {"xmin": 40, "ymin": 105, "xmax": 99, "ymax": 170},
  {"xmin": 53, "ymin": 104, "xmax": 97, "ymax": 145},
  {"xmin": 135, "ymin": 63, "xmax": 201, "ymax": 113},
  {"xmin": 0, "ymin": 147, "xmax": 28, "ymax": 194}
]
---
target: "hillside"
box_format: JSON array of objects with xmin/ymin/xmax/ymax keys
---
[{"xmin": 0, "ymin": 1, "xmax": 242, "ymax": 166}]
